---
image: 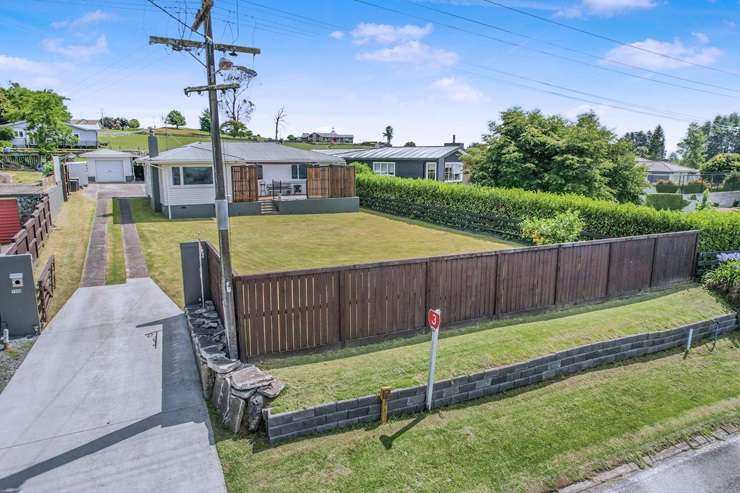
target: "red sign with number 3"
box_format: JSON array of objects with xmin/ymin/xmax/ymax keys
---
[{"xmin": 427, "ymin": 308, "xmax": 441, "ymax": 331}]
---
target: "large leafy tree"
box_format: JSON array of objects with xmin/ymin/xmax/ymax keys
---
[
  {"xmin": 623, "ymin": 130, "xmax": 650, "ymax": 158},
  {"xmin": 702, "ymin": 113, "xmax": 740, "ymax": 158},
  {"xmin": 467, "ymin": 108, "xmax": 645, "ymax": 203},
  {"xmin": 676, "ymin": 123, "xmax": 706, "ymax": 169},
  {"xmin": 165, "ymin": 110, "xmax": 186, "ymax": 129},
  {"xmin": 701, "ymin": 153, "xmax": 740, "ymax": 173},
  {"xmin": 199, "ymin": 108, "xmax": 211, "ymax": 132}
]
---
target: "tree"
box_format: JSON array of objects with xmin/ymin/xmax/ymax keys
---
[
  {"xmin": 220, "ymin": 67, "xmax": 255, "ymax": 137},
  {"xmin": 676, "ymin": 123, "xmax": 706, "ymax": 169},
  {"xmin": 702, "ymin": 113, "xmax": 740, "ymax": 158},
  {"xmin": 286, "ymin": 134, "xmax": 296, "ymax": 142},
  {"xmin": 128, "ymin": 118, "xmax": 140, "ymax": 129},
  {"xmin": 199, "ymin": 108, "xmax": 211, "ymax": 132},
  {"xmin": 647, "ymin": 125, "xmax": 665, "ymax": 160},
  {"xmin": 467, "ymin": 108, "xmax": 645, "ymax": 203},
  {"xmin": 382, "ymin": 125, "xmax": 394, "ymax": 145},
  {"xmin": 220, "ymin": 120, "xmax": 248, "ymax": 138},
  {"xmin": 273, "ymin": 106, "xmax": 287, "ymax": 141},
  {"xmin": 623, "ymin": 130, "xmax": 650, "ymax": 158},
  {"xmin": 404, "ymin": 141, "xmax": 416, "ymax": 147},
  {"xmin": 165, "ymin": 110, "xmax": 186, "ymax": 129},
  {"xmin": 701, "ymin": 153, "xmax": 740, "ymax": 173}
]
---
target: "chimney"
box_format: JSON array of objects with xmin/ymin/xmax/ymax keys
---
[
  {"xmin": 148, "ymin": 127, "xmax": 159, "ymax": 158},
  {"xmin": 444, "ymin": 133, "xmax": 464, "ymax": 149},
  {"xmin": 452, "ymin": 134, "xmax": 456, "ymax": 143}
]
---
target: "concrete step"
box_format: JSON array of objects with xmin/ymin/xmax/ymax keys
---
[{"xmin": 260, "ymin": 201, "xmax": 278, "ymax": 215}]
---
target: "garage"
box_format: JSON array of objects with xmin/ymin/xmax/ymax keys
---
[{"xmin": 79, "ymin": 149, "xmax": 135, "ymax": 183}]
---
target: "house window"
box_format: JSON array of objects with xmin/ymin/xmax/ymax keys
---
[
  {"xmin": 425, "ymin": 162, "xmax": 437, "ymax": 180},
  {"xmin": 372, "ymin": 161, "xmax": 396, "ymax": 176},
  {"xmin": 256, "ymin": 165, "xmax": 263, "ymax": 180},
  {"xmin": 171, "ymin": 166, "xmax": 213, "ymax": 186},
  {"xmin": 444, "ymin": 162, "xmax": 463, "ymax": 182},
  {"xmin": 291, "ymin": 164, "xmax": 307, "ymax": 179}
]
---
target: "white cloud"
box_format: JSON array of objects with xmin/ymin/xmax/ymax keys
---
[
  {"xmin": 601, "ymin": 38, "xmax": 723, "ymax": 70},
  {"xmin": 351, "ymin": 23, "xmax": 432, "ymax": 45},
  {"xmin": 42, "ymin": 35, "xmax": 109, "ymax": 60},
  {"xmin": 329, "ymin": 31, "xmax": 344, "ymax": 39},
  {"xmin": 429, "ymin": 77, "xmax": 484, "ymax": 103},
  {"xmin": 0, "ymin": 54, "xmax": 69, "ymax": 89},
  {"xmin": 52, "ymin": 10, "xmax": 112, "ymax": 29},
  {"xmin": 692, "ymin": 32, "xmax": 710, "ymax": 44},
  {"xmin": 581, "ymin": 0, "xmax": 656, "ymax": 15},
  {"xmin": 357, "ymin": 41, "xmax": 458, "ymax": 67}
]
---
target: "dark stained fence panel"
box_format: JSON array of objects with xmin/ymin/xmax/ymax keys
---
[
  {"xmin": 556, "ymin": 242, "xmax": 611, "ymax": 305},
  {"xmin": 652, "ymin": 232, "xmax": 697, "ymax": 287},
  {"xmin": 428, "ymin": 254, "xmax": 497, "ymax": 324},
  {"xmin": 607, "ymin": 237, "xmax": 655, "ymax": 297},
  {"xmin": 496, "ymin": 247, "xmax": 559, "ymax": 315},
  {"xmin": 206, "ymin": 243, "xmax": 224, "ymax": 322},
  {"xmin": 231, "ymin": 165, "xmax": 258, "ymax": 202}
]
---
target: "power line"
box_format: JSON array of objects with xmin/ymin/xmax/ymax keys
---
[
  {"xmin": 480, "ymin": 0, "xmax": 740, "ymax": 79},
  {"xmin": 145, "ymin": 0, "xmax": 203, "ymax": 37}
]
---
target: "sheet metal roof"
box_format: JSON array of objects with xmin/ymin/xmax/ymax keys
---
[
  {"xmin": 147, "ymin": 142, "xmax": 346, "ymax": 165},
  {"xmin": 79, "ymin": 149, "xmax": 135, "ymax": 158},
  {"xmin": 335, "ymin": 146, "xmax": 462, "ymax": 160},
  {"xmin": 637, "ymin": 158, "xmax": 699, "ymax": 174}
]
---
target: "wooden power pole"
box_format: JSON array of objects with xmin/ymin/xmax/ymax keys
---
[{"xmin": 150, "ymin": 0, "xmax": 260, "ymax": 360}]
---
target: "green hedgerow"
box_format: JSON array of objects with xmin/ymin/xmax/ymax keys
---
[{"xmin": 521, "ymin": 210, "xmax": 584, "ymax": 245}]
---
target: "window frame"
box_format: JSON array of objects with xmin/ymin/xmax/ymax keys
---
[
  {"xmin": 425, "ymin": 161, "xmax": 437, "ymax": 180},
  {"xmin": 444, "ymin": 161, "xmax": 463, "ymax": 183},
  {"xmin": 291, "ymin": 163, "xmax": 308, "ymax": 180},
  {"xmin": 372, "ymin": 161, "xmax": 396, "ymax": 176},
  {"xmin": 171, "ymin": 165, "xmax": 214, "ymax": 187}
]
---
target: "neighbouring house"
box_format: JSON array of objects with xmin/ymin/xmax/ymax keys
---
[
  {"xmin": 300, "ymin": 129, "xmax": 354, "ymax": 144},
  {"xmin": 638, "ymin": 158, "xmax": 700, "ymax": 185},
  {"xmin": 79, "ymin": 149, "xmax": 136, "ymax": 183},
  {"xmin": 331, "ymin": 145, "xmax": 466, "ymax": 183},
  {"xmin": 138, "ymin": 141, "xmax": 358, "ymax": 219},
  {"xmin": 1, "ymin": 120, "xmax": 99, "ymax": 148}
]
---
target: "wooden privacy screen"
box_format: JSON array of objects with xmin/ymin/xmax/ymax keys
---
[
  {"xmin": 5, "ymin": 196, "xmax": 52, "ymax": 262},
  {"xmin": 204, "ymin": 230, "xmax": 700, "ymax": 360},
  {"xmin": 231, "ymin": 165, "xmax": 258, "ymax": 202},
  {"xmin": 306, "ymin": 165, "xmax": 356, "ymax": 199}
]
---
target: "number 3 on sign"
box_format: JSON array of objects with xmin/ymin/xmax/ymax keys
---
[{"xmin": 427, "ymin": 308, "xmax": 441, "ymax": 331}]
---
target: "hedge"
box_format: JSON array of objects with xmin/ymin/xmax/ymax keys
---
[
  {"xmin": 681, "ymin": 181, "xmax": 706, "ymax": 194},
  {"xmin": 655, "ymin": 181, "xmax": 679, "ymax": 193},
  {"xmin": 356, "ymin": 174, "xmax": 740, "ymax": 253},
  {"xmin": 644, "ymin": 193, "xmax": 688, "ymax": 211}
]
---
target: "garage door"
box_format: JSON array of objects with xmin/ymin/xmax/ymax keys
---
[{"xmin": 96, "ymin": 160, "xmax": 125, "ymax": 182}]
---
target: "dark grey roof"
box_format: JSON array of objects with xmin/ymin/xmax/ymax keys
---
[
  {"xmin": 335, "ymin": 146, "xmax": 462, "ymax": 160},
  {"xmin": 637, "ymin": 158, "xmax": 699, "ymax": 174},
  {"xmin": 147, "ymin": 142, "xmax": 346, "ymax": 165}
]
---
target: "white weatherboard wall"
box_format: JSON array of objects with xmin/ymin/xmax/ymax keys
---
[
  {"xmin": 67, "ymin": 161, "xmax": 89, "ymax": 186},
  {"xmin": 160, "ymin": 164, "xmax": 215, "ymax": 206}
]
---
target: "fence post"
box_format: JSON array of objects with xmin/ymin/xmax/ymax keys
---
[
  {"xmin": 552, "ymin": 245, "xmax": 561, "ymax": 306},
  {"xmin": 648, "ymin": 235, "xmax": 659, "ymax": 288},
  {"xmin": 337, "ymin": 271, "xmax": 345, "ymax": 345},
  {"xmin": 604, "ymin": 241, "xmax": 613, "ymax": 298}
]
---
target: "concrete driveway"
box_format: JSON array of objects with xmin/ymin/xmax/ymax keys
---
[{"xmin": 0, "ymin": 279, "xmax": 226, "ymax": 493}]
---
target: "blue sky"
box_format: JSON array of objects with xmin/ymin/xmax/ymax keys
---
[{"xmin": 1, "ymin": 0, "xmax": 738, "ymax": 151}]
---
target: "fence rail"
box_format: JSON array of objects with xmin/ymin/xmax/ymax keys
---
[
  {"xmin": 5, "ymin": 196, "xmax": 52, "ymax": 262},
  {"xmin": 205, "ymin": 230, "xmax": 700, "ymax": 360},
  {"xmin": 37, "ymin": 255, "xmax": 56, "ymax": 326}
]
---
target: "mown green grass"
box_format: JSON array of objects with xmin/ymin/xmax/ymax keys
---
[
  {"xmin": 106, "ymin": 199, "xmax": 126, "ymax": 285},
  {"xmin": 0, "ymin": 169, "xmax": 44, "ymax": 184},
  {"xmin": 130, "ymin": 199, "xmax": 514, "ymax": 304},
  {"xmin": 214, "ymin": 338, "xmax": 740, "ymax": 493},
  {"xmin": 264, "ymin": 286, "xmax": 731, "ymax": 413}
]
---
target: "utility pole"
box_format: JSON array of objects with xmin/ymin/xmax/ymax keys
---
[{"xmin": 150, "ymin": 0, "xmax": 260, "ymax": 360}]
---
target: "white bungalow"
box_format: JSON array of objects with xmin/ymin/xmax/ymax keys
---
[
  {"xmin": 138, "ymin": 142, "xmax": 357, "ymax": 219},
  {"xmin": 1, "ymin": 120, "xmax": 98, "ymax": 148}
]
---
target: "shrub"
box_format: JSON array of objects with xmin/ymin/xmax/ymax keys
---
[
  {"xmin": 41, "ymin": 163, "xmax": 54, "ymax": 176},
  {"xmin": 696, "ymin": 190, "xmax": 715, "ymax": 211},
  {"xmin": 721, "ymin": 171, "xmax": 740, "ymax": 191},
  {"xmin": 654, "ymin": 181, "xmax": 679, "ymax": 193},
  {"xmin": 702, "ymin": 260, "xmax": 740, "ymax": 291},
  {"xmin": 521, "ymin": 210, "xmax": 584, "ymax": 245},
  {"xmin": 355, "ymin": 173, "xmax": 740, "ymax": 252},
  {"xmin": 681, "ymin": 181, "xmax": 705, "ymax": 194},
  {"xmin": 644, "ymin": 193, "xmax": 688, "ymax": 211},
  {"xmin": 701, "ymin": 153, "xmax": 740, "ymax": 173},
  {"xmin": 129, "ymin": 118, "xmax": 140, "ymax": 129},
  {"xmin": 350, "ymin": 161, "xmax": 373, "ymax": 176}
]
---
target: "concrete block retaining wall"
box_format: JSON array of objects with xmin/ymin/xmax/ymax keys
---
[{"xmin": 264, "ymin": 313, "xmax": 737, "ymax": 443}]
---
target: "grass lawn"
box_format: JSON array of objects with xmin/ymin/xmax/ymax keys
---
[
  {"xmin": 106, "ymin": 199, "xmax": 126, "ymax": 285},
  {"xmin": 264, "ymin": 286, "xmax": 731, "ymax": 413},
  {"xmin": 214, "ymin": 338, "xmax": 739, "ymax": 493},
  {"xmin": 130, "ymin": 199, "xmax": 514, "ymax": 304},
  {"xmin": 34, "ymin": 191, "xmax": 96, "ymax": 320},
  {"xmin": 0, "ymin": 169, "xmax": 43, "ymax": 184}
]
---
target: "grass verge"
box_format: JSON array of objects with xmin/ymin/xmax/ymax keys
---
[
  {"xmin": 0, "ymin": 169, "xmax": 44, "ymax": 184},
  {"xmin": 106, "ymin": 199, "xmax": 126, "ymax": 285},
  {"xmin": 34, "ymin": 191, "xmax": 96, "ymax": 320},
  {"xmin": 214, "ymin": 338, "xmax": 739, "ymax": 493},
  {"xmin": 130, "ymin": 198, "xmax": 513, "ymax": 304},
  {"xmin": 264, "ymin": 286, "xmax": 731, "ymax": 413}
]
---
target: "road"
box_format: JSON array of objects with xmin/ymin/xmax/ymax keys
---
[{"xmin": 591, "ymin": 434, "xmax": 740, "ymax": 493}]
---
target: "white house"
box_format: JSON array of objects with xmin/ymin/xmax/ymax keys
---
[
  {"xmin": 139, "ymin": 141, "xmax": 357, "ymax": 219},
  {"xmin": 638, "ymin": 158, "xmax": 700, "ymax": 185},
  {"xmin": 1, "ymin": 120, "xmax": 98, "ymax": 148},
  {"xmin": 79, "ymin": 149, "xmax": 136, "ymax": 183}
]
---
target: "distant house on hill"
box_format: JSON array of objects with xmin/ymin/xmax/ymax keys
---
[
  {"xmin": 300, "ymin": 129, "xmax": 354, "ymax": 144},
  {"xmin": 1, "ymin": 120, "xmax": 98, "ymax": 148},
  {"xmin": 638, "ymin": 158, "xmax": 700, "ymax": 185}
]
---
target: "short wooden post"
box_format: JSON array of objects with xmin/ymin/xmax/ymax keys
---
[{"xmin": 379, "ymin": 386, "xmax": 391, "ymax": 424}]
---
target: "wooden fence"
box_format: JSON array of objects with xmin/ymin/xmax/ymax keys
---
[
  {"xmin": 205, "ymin": 230, "xmax": 699, "ymax": 360},
  {"xmin": 306, "ymin": 165, "xmax": 356, "ymax": 199},
  {"xmin": 5, "ymin": 196, "xmax": 52, "ymax": 262},
  {"xmin": 37, "ymin": 255, "xmax": 56, "ymax": 326},
  {"xmin": 231, "ymin": 165, "xmax": 258, "ymax": 202}
]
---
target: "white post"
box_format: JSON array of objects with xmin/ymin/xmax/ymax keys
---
[
  {"xmin": 197, "ymin": 239, "xmax": 205, "ymax": 309},
  {"xmin": 686, "ymin": 327, "xmax": 694, "ymax": 352},
  {"xmin": 425, "ymin": 328, "xmax": 439, "ymax": 411}
]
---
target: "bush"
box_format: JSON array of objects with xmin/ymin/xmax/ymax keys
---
[
  {"xmin": 0, "ymin": 127, "xmax": 14, "ymax": 142},
  {"xmin": 356, "ymin": 173, "xmax": 740, "ymax": 252},
  {"xmin": 129, "ymin": 118, "xmax": 140, "ymax": 129},
  {"xmin": 702, "ymin": 260, "xmax": 740, "ymax": 291},
  {"xmin": 701, "ymin": 153, "xmax": 740, "ymax": 173},
  {"xmin": 521, "ymin": 210, "xmax": 584, "ymax": 245},
  {"xmin": 696, "ymin": 189, "xmax": 715, "ymax": 211},
  {"xmin": 41, "ymin": 163, "xmax": 54, "ymax": 176},
  {"xmin": 644, "ymin": 193, "xmax": 688, "ymax": 211},
  {"xmin": 350, "ymin": 161, "xmax": 373, "ymax": 175},
  {"xmin": 722, "ymin": 171, "xmax": 740, "ymax": 191},
  {"xmin": 654, "ymin": 181, "xmax": 679, "ymax": 193},
  {"xmin": 681, "ymin": 181, "xmax": 705, "ymax": 194}
]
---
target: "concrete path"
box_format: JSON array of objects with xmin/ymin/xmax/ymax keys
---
[
  {"xmin": 118, "ymin": 198, "xmax": 148, "ymax": 279},
  {"xmin": 79, "ymin": 197, "xmax": 108, "ymax": 287},
  {"xmin": 0, "ymin": 278, "xmax": 227, "ymax": 493},
  {"xmin": 591, "ymin": 435, "xmax": 740, "ymax": 493}
]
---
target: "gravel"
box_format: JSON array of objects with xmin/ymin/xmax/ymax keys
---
[{"xmin": 0, "ymin": 337, "xmax": 36, "ymax": 393}]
